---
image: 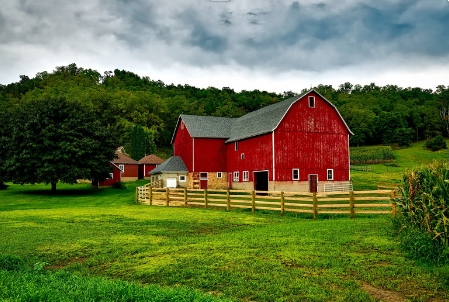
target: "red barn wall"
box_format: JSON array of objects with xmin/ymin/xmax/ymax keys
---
[
  {"xmin": 226, "ymin": 134, "xmax": 273, "ymax": 182},
  {"xmin": 274, "ymin": 92, "xmax": 350, "ymax": 182},
  {"xmin": 194, "ymin": 138, "xmax": 227, "ymax": 172},
  {"xmin": 98, "ymin": 165, "xmax": 121, "ymax": 186},
  {"xmin": 173, "ymin": 120, "xmax": 193, "ymax": 171},
  {"xmin": 121, "ymin": 164, "xmax": 139, "ymax": 178}
]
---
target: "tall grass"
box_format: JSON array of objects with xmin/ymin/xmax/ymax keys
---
[
  {"xmin": 350, "ymin": 146, "xmax": 395, "ymax": 164},
  {"xmin": 394, "ymin": 161, "xmax": 449, "ymax": 264}
]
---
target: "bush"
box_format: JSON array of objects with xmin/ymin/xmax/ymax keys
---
[
  {"xmin": 425, "ymin": 135, "xmax": 447, "ymax": 151},
  {"xmin": 112, "ymin": 181, "xmax": 127, "ymax": 190},
  {"xmin": 0, "ymin": 254, "xmax": 25, "ymax": 271},
  {"xmin": 0, "ymin": 182, "xmax": 9, "ymax": 190}
]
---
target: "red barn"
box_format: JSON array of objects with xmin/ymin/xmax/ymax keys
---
[
  {"xmin": 92, "ymin": 163, "xmax": 122, "ymax": 188},
  {"xmin": 138, "ymin": 154, "xmax": 165, "ymax": 179},
  {"xmin": 164, "ymin": 89, "xmax": 352, "ymax": 192},
  {"xmin": 112, "ymin": 151, "xmax": 139, "ymax": 181}
]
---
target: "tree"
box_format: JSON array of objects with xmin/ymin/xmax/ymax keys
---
[
  {"xmin": 144, "ymin": 127, "xmax": 157, "ymax": 156},
  {"xmin": 0, "ymin": 97, "xmax": 117, "ymax": 191},
  {"xmin": 130, "ymin": 124, "xmax": 146, "ymax": 161}
]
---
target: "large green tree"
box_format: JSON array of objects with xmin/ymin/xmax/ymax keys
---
[
  {"xmin": 0, "ymin": 97, "xmax": 117, "ymax": 191},
  {"xmin": 130, "ymin": 124, "xmax": 146, "ymax": 161}
]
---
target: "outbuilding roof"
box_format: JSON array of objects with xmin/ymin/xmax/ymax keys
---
[
  {"xmin": 148, "ymin": 156, "xmax": 188, "ymax": 175},
  {"xmin": 138, "ymin": 154, "xmax": 165, "ymax": 165},
  {"xmin": 171, "ymin": 89, "xmax": 353, "ymax": 144},
  {"xmin": 112, "ymin": 151, "xmax": 138, "ymax": 164}
]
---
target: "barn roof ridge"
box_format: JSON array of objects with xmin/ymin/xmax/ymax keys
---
[
  {"xmin": 148, "ymin": 156, "xmax": 188, "ymax": 174},
  {"xmin": 171, "ymin": 89, "xmax": 352, "ymax": 144}
]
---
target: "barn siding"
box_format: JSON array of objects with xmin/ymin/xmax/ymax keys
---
[
  {"xmin": 194, "ymin": 138, "xmax": 227, "ymax": 172},
  {"xmin": 274, "ymin": 92, "xmax": 350, "ymax": 182},
  {"xmin": 226, "ymin": 134, "xmax": 273, "ymax": 182},
  {"xmin": 173, "ymin": 120, "xmax": 193, "ymax": 171},
  {"xmin": 120, "ymin": 164, "xmax": 139, "ymax": 179}
]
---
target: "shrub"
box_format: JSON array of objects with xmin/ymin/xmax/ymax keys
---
[
  {"xmin": 0, "ymin": 254, "xmax": 25, "ymax": 271},
  {"xmin": 394, "ymin": 161, "xmax": 449, "ymax": 263},
  {"xmin": 0, "ymin": 182, "xmax": 9, "ymax": 190},
  {"xmin": 425, "ymin": 135, "xmax": 447, "ymax": 151},
  {"xmin": 112, "ymin": 181, "xmax": 127, "ymax": 190}
]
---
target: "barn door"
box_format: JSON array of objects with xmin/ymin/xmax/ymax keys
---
[
  {"xmin": 254, "ymin": 171, "xmax": 269, "ymax": 192},
  {"xmin": 309, "ymin": 174, "xmax": 318, "ymax": 193},
  {"xmin": 228, "ymin": 173, "xmax": 233, "ymax": 189},
  {"xmin": 200, "ymin": 172, "xmax": 208, "ymax": 189}
]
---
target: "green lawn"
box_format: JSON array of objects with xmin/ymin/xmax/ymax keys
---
[{"xmin": 1, "ymin": 179, "xmax": 448, "ymax": 301}]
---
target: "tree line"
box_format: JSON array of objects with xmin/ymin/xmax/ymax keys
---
[{"xmin": 1, "ymin": 63, "xmax": 448, "ymax": 151}]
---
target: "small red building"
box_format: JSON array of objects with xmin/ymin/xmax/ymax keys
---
[
  {"xmin": 112, "ymin": 151, "xmax": 139, "ymax": 181},
  {"xmin": 160, "ymin": 89, "xmax": 353, "ymax": 192},
  {"xmin": 92, "ymin": 163, "xmax": 122, "ymax": 187},
  {"xmin": 138, "ymin": 154, "xmax": 165, "ymax": 179}
]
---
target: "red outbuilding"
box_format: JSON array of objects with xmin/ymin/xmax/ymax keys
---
[
  {"xmin": 92, "ymin": 163, "xmax": 122, "ymax": 188},
  {"xmin": 138, "ymin": 154, "xmax": 165, "ymax": 179},
  {"xmin": 160, "ymin": 89, "xmax": 353, "ymax": 192},
  {"xmin": 112, "ymin": 151, "xmax": 139, "ymax": 181}
]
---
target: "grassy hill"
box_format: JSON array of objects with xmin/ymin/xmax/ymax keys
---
[{"xmin": 351, "ymin": 140, "xmax": 448, "ymax": 190}]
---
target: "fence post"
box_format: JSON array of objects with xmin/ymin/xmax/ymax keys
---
[
  {"xmin": 135, "ymin": 187, "xmax": 138, "ymax": 204},
  {"xmin": 281, "ymin": 191, "xmax": 284, "ymax": 216},
  {"xmin": 251, "ymin": 190, "xmax": 255, "ymax": 214},
  {"xmin": 166, "ymin": 188, "xmax": 169, "ymax": 207},
  {"xmin": 149, "ymin": 187, "xmax": 152, "ymax": 206},
  {"xmin": 226, "ymin": 189, "xmax": 230, "ymax": 211},
  {"xmin": 391, "ymin": 190, "xmax": 396, "ymax": 217},
  {"xmin": 204, "ymin": 189, "xmax": 208, "ymax": 209},
  {"xmin": 184, "ymin": 188, "xmax": 187, "ymax": 207},
  {"xmin": 313, "ymin": 193, "xmax": 317, "ymax": 220},
  {"xmin": 349, "ymin": 191, "xmax": 354, "ymax": 219}
]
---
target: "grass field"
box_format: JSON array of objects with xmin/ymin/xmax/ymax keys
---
[{"xmin": 1, "ymin": 141, "xmax": 448, "ymax": 301}]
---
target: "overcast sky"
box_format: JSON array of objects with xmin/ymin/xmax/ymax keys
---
[{"xmin": 1, "ymin": 0, "xmax": 449, "ymax": 93}]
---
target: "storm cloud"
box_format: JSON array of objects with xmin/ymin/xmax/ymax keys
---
[{"xmin": 1, "ymin": 0, "xmax": 448, "ymax": 92}]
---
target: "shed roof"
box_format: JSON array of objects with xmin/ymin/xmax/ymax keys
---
[
  {"xmin": 112, "ymin": 151, "xmax": 138, "ymax": 164},
  {"xmin": 138, "ymin": 154, "xmax": 165, "ymax": 165},
  {"xmin": 148, "ymin": 156, "xmax": 188, "ymax": 175}
]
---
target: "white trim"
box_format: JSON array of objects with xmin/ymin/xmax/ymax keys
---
[
  {"xmin": 243, "ymin": 171, "xmax": 249, "ymax": 181},
  {"xmin": 233, "ymin": 171, "xmax": 239, "ymax": 182},
  {"xmin": 192, "ymin": 137, "xmax": 195, "ymax": 172},
  {"xmin": 217, "ymin": 172, "xmax": 222, "ymax": 178},
  {"xmin": 119, "ymin": 164, "xmax": 124, "ymax": 173},
  {"xmin": 327, "ymin": 169, "xmax": 334, "ymax": 180},
  {"xmin": 253, "ymin": 170, "xmax": 270, "ymax": 191},
  {"xmin": 272, "ymin": 131, "xmax": 275, "ymax": 181},
  {"xmin": 200, "ymin": 172, "xmax": 208, "ymax": 180},
  {"xmin": 292, "ymin": 169, "xmax": 299, "ymax": 180},
  {"xmin": 109, "ymin": 173, "xmax": 113, "ymax": 179},
  {"xmin": 308, "ymin": 96, "xmax": 315, "ymax": 108},
  {"xmin": 179, "ymin": 175, "xmax": 187, "ymax": 182}
]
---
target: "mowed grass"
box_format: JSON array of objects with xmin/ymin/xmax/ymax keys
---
[
  {"xmin": 1, "ymin": 179, "xmax": 448, "ymax": 301},
  {"xmin": 351, "ymin": 140, "xmax": 449, "ymax": 190}
]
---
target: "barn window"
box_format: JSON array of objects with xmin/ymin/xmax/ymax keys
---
[
  {"xmin": 235, "ymin": 141, "xmax": 238, "ymax": 151},
  {"xmin": 309, "ymin": 96, "xmax": 315, "ymax": 108},
  {"xmin": 241, "ymin": 153, "xmax": 245, "ymax": 160},
  {"xmin": 200, "ymin": 172, "xmax": 208, "ymax": 180},
  {"xmin": 217, "ymin": 172, "xmax": 222, "ymax": 178},
  {"xmin": 119, "ymin": 164, "xmax": 124, "ymax": 172},
  {"xmin": 327, "ymin": 169, "xmax": 334, "ymax": 180},
  {"xmin": 233, "ymin": 171, "xmax": 239, "ymax": 182},
  {"xmin": 292, "ymin": 169, "xmax": 299, "ymax": 180},
  {"xmin": 181, "ymin": 121, "xmax": 184, "ymax": 130},
  {"xmin": 243, "ymin": 171, "xmax": 249, "ymax": 181},
  {"xmin": 109, "ymin": 173, "xmax": 113, "ymax": 179},
  {"xmin": 179, "ymin": 175, "xmax": 186, "ymax": 182}
]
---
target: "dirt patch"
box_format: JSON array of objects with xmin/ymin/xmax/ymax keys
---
[
  {"xmin": 362, "ymin": 283, "xmax": 406, "ymax": 302},
  {"xmin": 45, "ymin": 257, "xmax": 87, "ymax": 270}
]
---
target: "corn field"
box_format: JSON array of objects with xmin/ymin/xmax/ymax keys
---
[
  {"xmin": 395, "ymin": 161, "xmax": 449, "ymax": 247},
  {"xmin": 350, "ymin": 146, "xmax": 395, "ymax": 165}
]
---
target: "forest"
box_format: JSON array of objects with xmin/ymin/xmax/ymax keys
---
[{"xmin": 1, "ymin": 63, "xmax": 448, "ymax": 153}]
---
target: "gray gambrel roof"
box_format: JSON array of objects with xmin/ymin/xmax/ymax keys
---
[
  {"xmin": 171, "ymin": 89, "xmax": 353, "ymax": 144},
  {"xmin": 148, "ymin": 156, "xmax": 188, "ymax": 175}
]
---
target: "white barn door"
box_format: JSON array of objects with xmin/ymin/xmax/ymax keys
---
[{"xmin": 166, "ymin": 178, "xmax": 177, "ymax": 188}]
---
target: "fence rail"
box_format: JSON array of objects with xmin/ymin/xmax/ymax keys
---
[{"xmin": 136, "ymin": 186, "xmax": 397, "ymax": 220}]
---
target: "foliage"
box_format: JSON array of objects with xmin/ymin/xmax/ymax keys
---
[
  {"xmin": 395, "ymin": 161, "xmax": 449, "ymax": 251},
  {"xmin": 425, "ymin": 135, "xmax": 447, "ymax": 151},
  {"xmin": 1, "ymin": 181, "xmax": 448, "ymax": 301},
  {"xmin": 0, "ymin": 97, "xmax": 117, "ymax": 191},
  {"xmin": 350, "ymin": 146, "xmax": 395, "ymax": 164},
  {"xmin": 0, "ymin": 182, "xmax": 8, "ymax": 190},
  {"xmin": 111, "ymin": 181, "xmax": 127, "ymax": 190},
  {"xmin": 2, "ymin": 64, "xmax": 449, "ymax": 150},
  {"xmin": 0, "ymin": 254, "xmax": 25, "ymax": 271},
  {"xmin": 130, "ymin": 124, "xmax": 146, "ymax": 161}
]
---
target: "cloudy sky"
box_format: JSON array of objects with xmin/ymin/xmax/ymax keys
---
[{"xmin": 1, "ymin": 0, "xmax": 449, "ymax": 93}]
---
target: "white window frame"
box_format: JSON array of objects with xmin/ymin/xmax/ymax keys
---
[
  {"xmin": 292, "ymin": 169, "xmax": 299, "ymax": 180},
  {"xmin": 233, "ymin": 171, "xmax": 239, "ymax": 182},
  {"xmin": 327, "ymin": 169, "xmax": 334, "ymax": 180},
  {"xmin": 217, "ymin": 172, "xmax": 222, "ymax": 178},
  {"xmin": 241, "ymin": 153, "xmax": 245, "ymax": 160},
  {"xmin": 235, "ymin": 141, "xmax": 238, "ymax": 151},
  {"xmin": 309, "ymin": 96, "xmax": 315, "ymax": 108},
  {"xmin": 119, "ymin": 164, "xmax": 124, "ymax": 172},
  {"xmin": 109, "ymin": 173, "xmax": 114, "ymax": 179},
  {"xmin": 179, "ymin": 175, "xmax": 186, "ymax": 182},
  {"xmin": 243, "ymin": 171, "xmax": 249, "ymax": 181},
  {"xmin": 200, "ymin": 172, "xmax": 208, "ymax": 180}
]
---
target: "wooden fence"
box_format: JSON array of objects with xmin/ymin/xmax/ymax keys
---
[{"xmin": 136, "ymin": 186, "xmax": 397, "ymax": 220}]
